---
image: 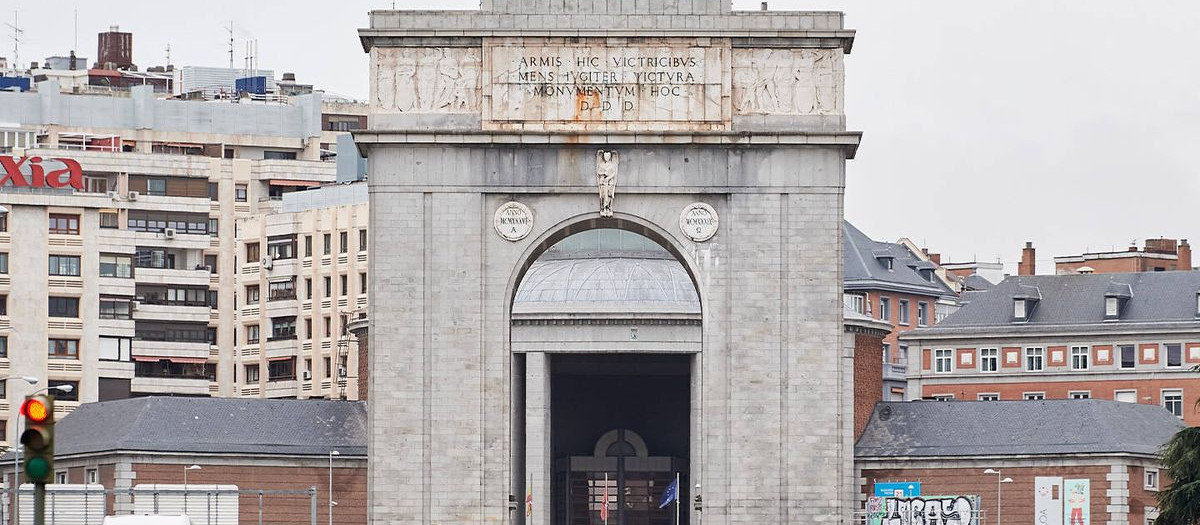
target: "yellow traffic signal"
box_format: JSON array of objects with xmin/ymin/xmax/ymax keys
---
[{"xmin": 19, "ymin": 395, "xmax": 54, "ymax": 484}]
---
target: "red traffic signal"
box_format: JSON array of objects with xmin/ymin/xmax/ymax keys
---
[
  {"xmin": 20, "ymin": 397, "xmax": 50, "ymax": 423},
  {"xmin": 20, "ymin": 395, "xmax": 55, "ymax": 484}
]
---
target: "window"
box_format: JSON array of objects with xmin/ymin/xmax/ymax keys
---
[
  {"xmin": 246, "ymin": 325, "xmax": 260, "ymax": 344},
  {"xmin": 86, "ymin": 469, "xmax": 98, "ymax": 484},
  {"xmin": 931, "ymin": 394, "xmax": 954, "ymax": 401},
  {"xmin": 48, "ymin": 214, "xmax": 80, "ymax": 235},
  {"xmin": 126, "ymin": 211, "xmax": 208, "ymax": 234},
  {"xmin": 245, "ymin": 285, "xmax": 260, "ymax": 305},
  {"xmin": 208, "ymin": 182, "xmax": 219, "ymax": 201},
  {"xmin": 235, "ymin": 184, "xmax": 248, "ymax": 202},
  {"xmin": 340, "ymin": 274, "xmax": 348, "ymax": 296},
  {"xmin": 977, "ymin": 393, "xmax": 999, "ymax": 401},
  {"xmin": 305, "ymin": 278, "xmax": 313, "ymax": 300},
  {"xmin": 135, "ymin": 321, "xmax": 213, "ymax": 343},
  {"xmin": 1146, "ymin": 469, "xmax": 1160, "ymax": 491},
  {"xmin": 56, "ymin": 472, "xmax": 67, "ymax": 484},
  {"xmin": 1105, "ymin": 297, "xmax": 1120, "ymax": 317},
  {"xmin": 339, "ymin": 231, "xmax": 348, "ymax": 254},
  {"xmin": 48, "ymin": 297, "xmax": 80, "ymax": 318},
  {"xmin": 304, "ymin": 235, "xmax": 313, "ymax": 257},
  {"xmin": 1119, "ymin": 344, "xmax": 1137, "ymax": 369},
  {"xmin": 1163, "ymin": 390, "xmax": 1184, "ymax": 418},
  {"xmin": 0, "ymin": 252, "xmax": 6, "ymax": 274},
  {"xmin": 99, "ymin": 210, "xmax": 119, "ymax": 229},
  {"xmin": 1023, "ymin": 392, "xmax": 1045, "ymax": 400},
  {"xmin": 934, "ymin": 349, "xmax": 953, "ymax": 373},
  {"xmin": 47, "ymin": 255, "xmax": 82, "ymax": 276},
  {"xmin": 48, "ymin": 339, "xmax": 79, "ymax": 358},
  {"xmin": 246, "ymin": 242, "xmax": 260, "ymax": 261},
  {"xmin": 138, "ymin": 286, "xmax": 209, "ymax": 307},
  {"xmin": 99, "ymin": 254, "xmax": 133, "ymax": 278},
  {"xmin": 268, "ymin": 358, "xmax": 296, "ymax": 381},
  {"xmin": 324, "ymin": 276, "xmax": 332, "ymax": 297},
  {"xmin": 263, "ymin": 150, "xmax": 297, "ymax": 160},
  {"xmin": 898, "ymin": 299, "xmax": 910, "ymax": 325},
  {"xmin": 845, "ymin": 294, "xmax": 865, "ymax": 314},
  {"xmin": 1070, "ymin": 346, "xmax": 1090, "ymax": 370},
  {"xmin": 1166, "ymin": 343, "xmax": 1183, "ymax": 368},
  {"xmin": 0, "ymin": 295, "xmax": 6, "ymax": 316},
  {"xmin": 1014, "ymin": 298, "xmax": 1027, "ymax": 320},
  {"xmin": 979, "ymin": 348, "xmax": 998, "ymax": 372},
  {"xmin": 879, "ymin": 297, "xmax": 891, "ymax": 322},
  {"xmin": 1069, "ymin": 391, "xmax": 1091, "ymax": 399},
  {"xmin": 360, "ymin": 272, "xmax": 368, "ymax": 294},
  {"xmin": 269, "ymin": 279, "xmax": 296, "ymax": 301},
  {"xmin": 359, "ymin": 229, "xmax": 367, "ymax": 251},
  {"xmin": 323, "ymin": 233, "xmax": 332, "ymax": 255},
  {"xmin": 205, "ymin": 255, "xmax": 218, "ymax": 274},
  {"xmin": 1115, "ymin": 390, "xmax": 1138, "ymax": 403},
  {"xmin": 304, "ymin": 318, "xmax": 313, "ymax": 340},
  {"xmin": 0, "ymin": 211, "xmax": 6, "ymax": 232},
  {"xmin": 917, "ymin": 302, "xmax": 929, "ymax": 327},
  {"xmin": 97, "ymin": 336, "xmax": 131, "ymax": 361},
  {"xmin": 1025, "ymin": 347, "xmax": 1045, "ymax": 371},
  {"xmin": 324, "ymin": 316, "xmax": 332, "ymax": 338},
  {"xmin": 245, "ymin": 364, "xmax": 260, "ymax": 383},
  {"xmin": 267, "ymin": 235, "xmax": 296, "ymax": 260},
  {"xmin": 208, "ymin": 218, "xmax": 219, "ymax": 237},
  {"xmin": 98, "ymin": 296, "xmax": 133, "ymax": 320},
  {"xmin": 0, "ymin": 335, "xmax": 7, "ymax": 357},
  {"xmin": 146, "ymin": 178, "xmax": 166, "ymax": 196},
  {"xmin": 324, "ymin": 357, "xmax": 332, "ymax": 378},
  {"xmin": 270, "ymin": 316, "xmax": 297, "ymax": 340}
]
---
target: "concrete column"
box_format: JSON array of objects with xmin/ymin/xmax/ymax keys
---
[{"xmin": 525, "ymin": 352, "xmax": 552, "ymax": 525}]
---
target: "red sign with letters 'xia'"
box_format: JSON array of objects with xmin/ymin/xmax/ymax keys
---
[{"xmin": 0, "ymin": 156, "xmax": 84, "ymax": 191}]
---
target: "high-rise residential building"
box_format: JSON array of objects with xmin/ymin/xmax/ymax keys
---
[{"xmin": 0, "ymin": 79, "xmax": 367, "ymax": 449}]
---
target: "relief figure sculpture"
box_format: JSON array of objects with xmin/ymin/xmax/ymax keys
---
[{"xmin": 596, "ymin": 150, "xmax": 618, "ymax": 218}]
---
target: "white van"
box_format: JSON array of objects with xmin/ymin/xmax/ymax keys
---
[{"xmin": 102, "ymin": 516, "xmax": 192, "ymax": 525}]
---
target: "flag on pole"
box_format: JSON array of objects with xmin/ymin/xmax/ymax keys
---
[
  {"xmin": 658, "ymin": 475, "xmax": 679, "ymax": 509},
  {"xmin": 600, "ymin": 473, "xmax": 610, "ymax": 524},
  {"xmin": 526, "ymin": 475, "xmax": 533, "ymax": 518}
]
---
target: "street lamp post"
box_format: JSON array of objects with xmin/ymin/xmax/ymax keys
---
[
  {"xmin": 983, "ymin": 469, "xmax": 1013, "ymax": 525},
  {"xmin": 329, "ymin": 450, "xmax": 340, "ymax": 525},
  {"xmin": 4, "ymin": 375, "xmax": 40, "ymax": 525},
  {"xmin": 183, "ymin": 465, "xmax": 201, "ymax": 515}
]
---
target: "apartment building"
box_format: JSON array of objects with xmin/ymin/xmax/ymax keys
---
[
  {"xmin": 902, "ymin": 271, "xmax": 1200, "ymax": 425},
  {"xmin": 234, "ymin": 183, "xmax": 367, "ymax": 399},
  {"xmin": 0, "ymin": 80, "xmax": 358, "ymax": 448},
  {"xmin": 1051, "ymin": 237, "xmax": 1193, "ymax": 275},
  {"xmin": 843, "ymin": 221, "xmax": 957, "ymax": 400}
]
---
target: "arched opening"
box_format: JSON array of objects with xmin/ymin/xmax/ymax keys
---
[{"xmin": 513, "ymin": 227, "xmax": 697, "ymax": 525}]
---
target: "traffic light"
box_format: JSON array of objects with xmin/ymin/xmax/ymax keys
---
[{"xmin": 19, "ymin": 395, "xmax": 54, "ymax": 484}]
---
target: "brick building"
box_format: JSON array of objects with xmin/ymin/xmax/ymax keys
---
[
  {"xmin": 844, "ymin": 222, "xmax": 957, "ymax": 400},
  {"xmin": 2, "ymin": 397, "xmax": 366, "ymax": 524},
  {"xmin": 1038, "ymin": 237, "xmax": 1193, "ymax": 276},
  {"xmin": 901, "ymin": 271, "xmax": 1200, "ymax": 425},
  {"xmin": 856, "ymin": 400, "xmax": 1179, "ymax": 525}
]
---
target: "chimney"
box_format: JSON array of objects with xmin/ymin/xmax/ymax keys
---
[
  {"xmin": 1018, "ymin": 242, "xmax": 1036, "ymax": 276},
  {"xmin": 1180, "ymin": 239, "xmax": 1192, "ymax": 270},
  {"xmin": 928, "ymin": 253, "xmax": 942, "ymax": 266}
]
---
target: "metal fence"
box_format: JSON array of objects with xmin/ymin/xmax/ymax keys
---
[{"xmin": 0, "ymin": 485, "xmax": 318, "ymax": 525}]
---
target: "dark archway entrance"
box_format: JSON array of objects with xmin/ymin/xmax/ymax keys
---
[{"xmin": 551, "ymin": 354, "xmax": 690, "ymax": 525}]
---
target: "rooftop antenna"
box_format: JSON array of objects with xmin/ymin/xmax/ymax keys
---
[
  {"xmin": 226, "ymin": 21, "xmax": 235, "ymax": 69},
  {"xmin": 73, "ymin": 8, "xmax": 78, "ymax": 55},
  {"xmin": 5, "ymin": 10, "xmax": 21, "ymax": 71},
  {"xmin": 165, "ymin": 43, "xmax": 171, "ymax": 66}
]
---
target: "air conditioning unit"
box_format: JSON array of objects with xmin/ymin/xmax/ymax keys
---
[
  {"xmin": 337, "ymin": 366, "xmax": 347, "ymax": 378},
  {"xmin": 302, "ymin": 370, "xmax": 312, "ymax": 380},
  {"xmin": 107, "ymin": 190, "xmax": 121, "ymax": 200},
  {"xmin": 261, "ymin": 256, "xmax": 273, "ymax": 269},
  {"xmin": 127, "ymin": 191, "xmax": 139, "ymax": 201},
  {"xmin": 130, "ymin": 301, "xmax": 139, "ymax": 311},
  {"xmin": 164, "ymin": 228, "xmax": 176, "ymax": 239}
]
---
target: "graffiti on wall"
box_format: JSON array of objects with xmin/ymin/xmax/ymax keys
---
[{"xmin": 866, "ymin": 495, "xmax": 978, "ymax": 525}]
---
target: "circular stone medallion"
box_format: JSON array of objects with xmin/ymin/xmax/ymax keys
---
[
  {"xmin": 679, "ymin": 202, "xmax": 719, "ymax": 242},
  {"xmin": 494, "ymin": 201, "xmax": 534, "ymax": 241}
]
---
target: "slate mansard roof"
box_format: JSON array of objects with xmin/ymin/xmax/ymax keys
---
[
  {"xmin": 856, "ymin": 399, "xmax": 1181, "ymax": 459},
  {"xmin": 843, "ymin": 221, "xmax": 955, "ymax": 298},
  {"xmin": 906, "ymin": 271, "xmax": 1200, "ymax": 337},
  {"xmin": 36, "ymin": 397, "xmax": 367, "ymax": 459}
]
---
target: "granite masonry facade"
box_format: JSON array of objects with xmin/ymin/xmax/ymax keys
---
[{"xmin": 358, "ymin": 1, "xmax": 859, "ymax": 524}]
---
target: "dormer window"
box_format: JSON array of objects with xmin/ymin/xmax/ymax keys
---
[
  {"xmin": 1104, "ymin": 283, "xmax": 1132, "ymax": 321},
  {"xmin": 919, "ymin": 269, "xmax": 933, "ymax": 282},
  {"xmin": 1014, "ymin": 299, "xmax": 1027, "ymax": 320},
  {"xmin": 873, "ymin": 250, "xmax": 895, "ymax": 271},
  {"xmin": 1105, "ymin": 297, "xmax": 1120, "ymax": 317},
  {"xmin": 1195, "ymin": 292, "xmax": 1199, "ymax": 317},
  {"xmin": 885, "ymin": 258, "xmax": 894, "ymax": 271}
]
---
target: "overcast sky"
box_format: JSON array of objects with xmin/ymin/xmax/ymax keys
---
[{"xmin": 9, "ymin": 1, "xmax": 1199, "ymax": 274}]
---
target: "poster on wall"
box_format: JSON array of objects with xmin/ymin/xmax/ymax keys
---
[
  {"xmin": 1035, "ymin": 476, "xmax": 1064, "ymax": 525},
  {"xmin": 875, "ymin": 482, "xmax": 922, "ymax": 498},
  {"xmin": 865, "ymin": 494, "xmax": 979, "ymax": 525},
  {"xmin": 1063, "ymin": 479, "xmax": 1090, "ymax": 525}
]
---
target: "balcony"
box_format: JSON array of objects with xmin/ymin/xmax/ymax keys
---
[
  {"xmin": 132, "ymin": 230, "xmax": 211, "ymax": 250},
  {"xmin": 132, "ymin": 340, "xmax": 212, "ymax": 361},
  {"xmin": 264, "ymin": 380, "xmax": 299, "ymax": 398},
  {"xmin": 263, "ymin": 337, "xmax": 301, "ymax": 359},
  {"xmin": 134, "ymin": 267, "xmax": 211, "ymax": 287},
  {"xmin": 131, "ymin": 376, "xmax": 210, "ymax": 396},
  {"xmin": 133, "ymin": 303, "xmax": 211, "ymax": 323},
  {"xmin": 883, "ymin": 362, "xmax": 908, "ymax": 382}
]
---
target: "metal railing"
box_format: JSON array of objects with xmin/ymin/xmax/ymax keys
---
[{"xmin": 1, "ymin": 485, "xmax": 318, "ymax": 525}]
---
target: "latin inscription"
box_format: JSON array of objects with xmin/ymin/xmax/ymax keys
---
[{"xmin": 489, "ymin": 45, "xmax": 726, "ymax": 123}]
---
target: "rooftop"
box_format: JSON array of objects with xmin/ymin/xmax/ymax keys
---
[
  {"xmin": 843, "ymin": 221, "xmax": 955, "ymax": 298},
  {"xmin": 856, "ymin": 399, "xmax": 1181, "ymax": 458}
]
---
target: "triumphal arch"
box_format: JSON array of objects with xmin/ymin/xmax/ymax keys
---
[{"xmin": 357, "ymin": 2, "xmax": 859, "ymax": 523}]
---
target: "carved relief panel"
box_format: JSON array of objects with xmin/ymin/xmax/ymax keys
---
[
  {"xmin": 371, "ymin": 47, "xmax": 482, "ymax": 113},
  {"xmin": 731, "ymin": 49, "xmax": 844, "ymax": 116}
]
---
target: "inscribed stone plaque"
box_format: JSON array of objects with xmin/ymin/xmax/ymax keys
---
[
  {"xmin": 494, "ymin": 201, "xmax": 534, "ymax": 241},
  {"xmin": 486, "ymin": 43, "xmax": 728, "ymax": 123},
  {"xmin": 679, "ymin": 203, "xmax": 719, "ymax": 242}
]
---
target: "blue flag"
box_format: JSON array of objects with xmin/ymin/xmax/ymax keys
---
[{"xmin": 658, "ymin": 477, "xmax": 679, "ymax": 509}]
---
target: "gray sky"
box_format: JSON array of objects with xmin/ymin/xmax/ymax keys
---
[{"xmin": 9, "ymin": 1, "xmax": 1199, "ymax": 273}]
